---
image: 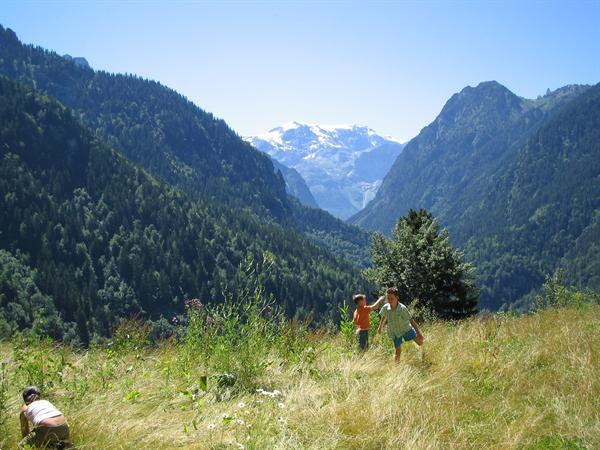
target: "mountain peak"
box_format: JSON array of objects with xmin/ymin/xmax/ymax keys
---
[
  {"xmin": 437, "ymin": 81, "xmax": 524, "ymax": 129},
  {"xmin": 0, "ymin": 25, "xmax": 21, "ymax": 48},
  {"xmin": 259, "ymin": 122, "xmax": 401, "ymax": 147},
  {"xmin": 456, "ymin": 80, "xmax": 517, "ymax": 100},
  {"xmin": 247, "ymin": 122, "xmax": 404, "ymax": 218},
  {"xmin": 474, "ymin": 80, "xmax": 506, "ymax": 90}
]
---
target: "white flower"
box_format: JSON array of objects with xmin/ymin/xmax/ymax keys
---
[
  {"xmin": 236, "ymin": 444, "xmax": 245, "ymax": 450},
  {"xmin": 207, "ymin": 423, "xmax": 216, "ymax": 430},
  {"xmin": 222, "ymin": 413, "xmax": 230, "ymax": 419},
  {"xmin": 277, "ymin": 402, "xmax": 285, "ymax": 409},
  {"xmin": 235, "ymin": 418, "xmax": 245, "ymax": 425},
  {"xmin": 237, "ymin": 402, "xmax": 246, "ymax": 409},
  {"xmin": 256, "ymin": 388, "xmax": 282, "ymax": 398}
]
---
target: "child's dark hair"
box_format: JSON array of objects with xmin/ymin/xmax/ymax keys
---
[
  {"xmin": 22, "ymin": 386, "xmax": 41, "ymax": 404},
  {"xmin": 352, "ymin": 294, "xmax": 366, "ymax": 305},
  {"xmin": 386, "ymin": 287, "xmax": 399, "ymax": 297}
]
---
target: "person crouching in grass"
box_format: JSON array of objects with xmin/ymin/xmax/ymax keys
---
[
  {"xmin": 377, "ymin": 287, "xmax": 424, "ymax": 362},
  {"xmin": 353, "ymin": 293, "xmax": 385, "ymax": 350},
  {"xmin": 19, "ymin": 386, "xmax": 71, "ymax": 448}
]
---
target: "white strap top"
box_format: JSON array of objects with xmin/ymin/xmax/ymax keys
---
[{"xmin": 25, "ymin": 400, "xmax": 62, "ymax": 425}]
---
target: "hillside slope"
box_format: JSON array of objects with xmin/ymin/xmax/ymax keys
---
[
  {"xmin": 0, "ymin": 26, "xmax": 287, "ymax": 218},
  {"xmin": 0, "ymin": 25, "xmax": 371, "ymax": 262},
  {"xmin": 462, "ymin": 84, "xmax": 600, "ymax": 309},
  {"xmin": 0, "ymin": 76, "xmax": 364, "ymax": 342},
  {"xmin": 350, "ymin": 81, "xmax": 598, "ymax": 310},
  {"xmin": 1, "ymin": 304, "xmax": 597, "ymax": 449},
  {"xmin": 350, "ymin": 81, "xmax": 588, "ymax": 233}
]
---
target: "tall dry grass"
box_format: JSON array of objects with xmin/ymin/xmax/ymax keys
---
[{"xmin": 1, "ymin": 305, "xmax": 598, "ymax": 449}]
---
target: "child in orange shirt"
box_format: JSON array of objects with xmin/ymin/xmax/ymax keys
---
[{"xmin": 353, "ymin": 293, "xmax": 385, "ymax": 350}]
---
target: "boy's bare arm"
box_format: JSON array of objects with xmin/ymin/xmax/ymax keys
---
[
  {"xmin": 377, "ymin": 315, "xmax": 386, "ymax": 334},
  {"xmin": 370, "ymin": 295, "xmax": 386, "ymax": 310},
  {"xmin": 411, "ymin": 319, "xmax": 424, "ymax": 344}
]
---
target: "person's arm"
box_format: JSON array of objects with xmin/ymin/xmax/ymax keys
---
[
  {"xmin": 411, "ymin": 319, "xmax": 424, "ymax": 345},
  {"xmin": 369, "ymin": 296, "xmax": 386, "ymax": 311},
  {"xmin": 377, "ymin": 315, "xmax": 387, "ymax": 334},
  {"xmin": 20, "ymin": 405, "xmax": 30, "ymax": 437}
]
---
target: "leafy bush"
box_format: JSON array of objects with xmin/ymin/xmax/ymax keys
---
[
  {"xmin": 11, "ymin": 334, "xmax": 67, "ymax": 391},
  {"xmin": 338, "ymin": 301, "xmax": 355, "ymax": 346},
  {"xmin": 179, "ymin": 254, "xmax": 302, "ymax": 394},
  {"xmin": 534, "ymin": 270, "xmax": 599, "ymax": 311}
]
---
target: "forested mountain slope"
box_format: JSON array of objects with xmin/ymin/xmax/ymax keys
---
[
  {"xmin": 0, "ymin": 26, "xmax": 287, "ymax": 218},
  {"xmin": 462, "ymin": 84, "xmax": 600, "ymax": 309},
  {"xmin": 350, "ymin": 81, "xmax": 598, "ymax": 310},
  {"xmin": 0, "ymin": 25, "xmax": 371, "ymax": 263},
  {"xmin": 0, "ymin": 77, "xmax": 364, "ymax": 343}
]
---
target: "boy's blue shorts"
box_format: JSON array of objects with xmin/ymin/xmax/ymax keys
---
[{"xmin": 393, "ymin": 328, "xmax": 417, "ymax": 348}]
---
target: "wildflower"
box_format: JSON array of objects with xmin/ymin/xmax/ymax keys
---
[
  {"xmin": 278, "ymin": 402, "xmax": 285, "ymax": 409},
  {"xmin": 277, "ymin": 417, "xmax": 285, "ymax": 423},
  {"xmin": 256, "ymin": 388, "xmax": 283, "ymax": 398},
  {"xmin": 235, "ymin": 418, "xmax": 245, "ymax": 425},
  {"xmin": 207, "ymin": 423, "xmax": 216, "ymax": 430},
  {"xmin": 185, "ymin": 298, "xmax": 204, "ymax": 311},
  {"xmin": 236, "ymin": 443, "xmax": 245, "ymax": 449},
  {"xmin": 237, "ymin": 402, "xmax": 246, "ymax": 409}
]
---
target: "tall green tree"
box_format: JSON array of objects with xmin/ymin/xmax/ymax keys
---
[{"xmin": 366, "ymin": 209, "xmax": 478, "ymax": 319}]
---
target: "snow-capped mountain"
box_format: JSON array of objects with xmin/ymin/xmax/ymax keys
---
[{"xmin": 246, "ymin": 121, "xmax": 404, "ymax": 219}]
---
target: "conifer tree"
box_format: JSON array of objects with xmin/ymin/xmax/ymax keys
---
[{"xmin": 366, "ymin": 209, "xmax": 478, "ymax": 319}]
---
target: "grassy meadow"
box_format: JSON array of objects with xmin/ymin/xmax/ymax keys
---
[{"xmin": 0, "ymin": 301, "xmax": 598, "ymax": 449}]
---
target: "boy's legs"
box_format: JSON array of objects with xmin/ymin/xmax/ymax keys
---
[
  {"xmin": 392, "ymin": 336, "xmax": 403, "ymax": 362},
  {"xmin": 358, "ymin": 329, "xmax": 369, "ymax": 350},
  {"xmin": 394, "ymin": 345, "xmax": 402, "ymax": 362},
  {"xmin": 393, "ymin": 329, "xmax": 419, "ymax": 362}
]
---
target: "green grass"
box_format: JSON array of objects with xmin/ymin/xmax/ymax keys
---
[{"xmin": 1, "ymin": 304, "xmax": 598, "ymax": 449}]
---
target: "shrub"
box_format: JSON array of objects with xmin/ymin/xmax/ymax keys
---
[
  {"xmin": 534, "ymin": 270, "xmax": 599, "ymax": 311},
  {"xmin": 180, "ymin": 253, "xmax": 287, "ymax": 394}
]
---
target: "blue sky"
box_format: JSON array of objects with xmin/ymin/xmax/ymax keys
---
[{"xmin": 2, "ymin": 0, "xmax": 600, "ymax": 141}]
